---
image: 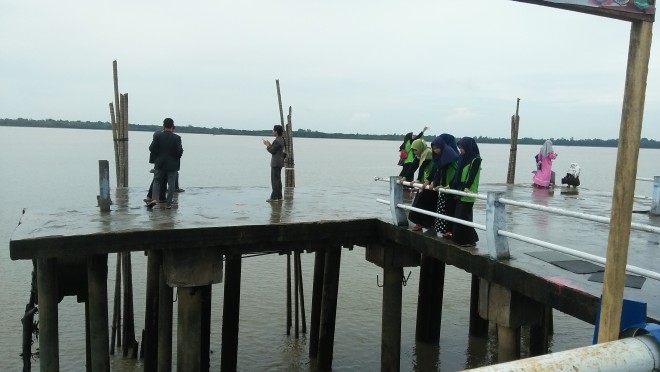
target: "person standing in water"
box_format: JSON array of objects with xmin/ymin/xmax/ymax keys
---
[
  {"xmin": 532, "ymin": 140, "xmax": 557, "ymax": 188},
  {"xmin": 263, "ymin": 124, "xmax": 286, "ymax": 202}
]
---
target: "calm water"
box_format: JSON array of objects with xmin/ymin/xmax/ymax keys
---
[{"xmin": 1, "ymin": 126, "xmax": 659, "ymax": 371}]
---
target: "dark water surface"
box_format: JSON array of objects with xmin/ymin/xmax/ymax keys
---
[{"xmin": 1, "ymin": 127, "xmax": 659, "ymax": 371}]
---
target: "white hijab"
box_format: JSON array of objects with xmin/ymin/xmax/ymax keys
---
[{"xmin": 541, "ymin": 140, "xmax": 553, "ymax": 158}]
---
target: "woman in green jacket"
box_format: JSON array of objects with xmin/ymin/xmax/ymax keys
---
[
  {"xmin": 398, "ymin": 126, "xmax": 428, "ymax": 182},
  {"xmin": 407, "ymin": 138, "xmax": 438, "ymax": 231},
  {"xmin": 450, "ymin": 137, "xmax": 481, "ymax": 247},
  {"xmin": 430, "ymin": 134, "xmax": 460, "ymax": 238}
]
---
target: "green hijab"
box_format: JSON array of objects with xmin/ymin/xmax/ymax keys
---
[{"xmin": 411, "ymin": 138, "xmax": 432, "ymax": 166}]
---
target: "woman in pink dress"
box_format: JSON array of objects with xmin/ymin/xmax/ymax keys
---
[{"xmin": 532, "ymin": 140, "xmax": 557, "ymax": 188}]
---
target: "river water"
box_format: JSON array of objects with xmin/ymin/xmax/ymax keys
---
[{"xmin": 1, "ymin": 126, "xmax": 659, "ymax": 371}]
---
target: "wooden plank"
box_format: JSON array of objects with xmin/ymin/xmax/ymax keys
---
[{"xmin": 511, "ymin": 0, "xmax": 655, "ymax": 22}]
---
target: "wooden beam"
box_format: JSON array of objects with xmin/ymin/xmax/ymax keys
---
[{"xmin": 511, "ymin": 0, "xmax": 655, "ymax": 22}]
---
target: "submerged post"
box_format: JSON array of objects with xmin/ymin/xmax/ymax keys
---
[
  {"xmin": 506, "ymin": 98, "xmax": 520, "ymax": 184},
  {"xmin": 98, "ymin": 160, "xmax": 111, "ymax": 212}
]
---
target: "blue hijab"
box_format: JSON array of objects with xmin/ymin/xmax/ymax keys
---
[
  {"xmin": 451, "ymin": 137, "xmax": 480, "ymax": 190},
  {"xmin": 431, "ymin": 133, "xmax": 459, "ymax": 169}
]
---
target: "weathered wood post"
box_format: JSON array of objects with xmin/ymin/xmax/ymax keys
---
[
  {"xmin": 157, "ymin": 264, "xmax": 173, "ymax": 371},
  {"xmin": 98, "ymin": 160, "xmax": 111, "ymax": 212},
  {"xmin": 598, "ymin": 19, "xmax": 653, "ymax": 344},
  {"xmin": 37, "ymin": 258, "xmax": 59, "ymax": 371},
  {"xmin": 415, "ymin": 255, "xmax": 445, "ymax": 344},
  {"xmin": 111, "ymin": 253, "xmax": 122, "ymax": 354},
  {"xmin": 87, "ymin": 254, "xmax": 110, "ymax": 371},
  {"xmin": 287, "ymin": 251, "xmax": 292, "ymax": 335},
  {"xmin": 308, "ymin": 249, "xmax": 326, "ymax": 359},
  {"xmin": 506, "ymin": 98, "xmax": 520, "ymax": 184},
  {"xmin": 221, "ymin": 254, "xmax": 242, "ymax": 372},
  {"xmin": 294, "ymin": 251, "xmax": 300, "ymax": 338},
  {"xmin": 285, "ymin": 106, "xmax": 296, "ymax": 187},
  {"xmin": 143, "ymin": 250, "xmax": 161, "ymax": 370},
  {"xmin": 296, "ymin": 253, "xmax": 307, "ymax": 334},
  {"xmin": 177, "ymin": 287, "xmax": 202, "ymax": 371},
  {"xmin": 317, "ymin": 246, "xmax": 342, "ymax": 371},
  {"xmin": 382, "ymin": 266, "xmax": 403, "ymax": 372}
]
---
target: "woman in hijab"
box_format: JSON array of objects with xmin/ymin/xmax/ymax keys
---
[
  {"xmin": 398, "ymin": 126, "xmax": 429, "ymax": 182},
  {"xmin": 430, "ymin": 134, "xmax": 460, "ymax": 238},
  {"xmin": 407, "ymin": 138, "xmax": 438, "ymax": 231},
  {"xmin": 451, "ymin": 137, "xmax": 482, "ymax": 247},
  {"xmin": 532, "ymin": 140, "xmax": 558, "ymax": 188}
]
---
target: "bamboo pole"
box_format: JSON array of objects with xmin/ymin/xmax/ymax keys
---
[
  {"xmin": 285, "ymin": 106, "xmax": 295, "ymax": 187},
  {"xmin": 297, "ymin": 252, "xmax": 307, "ymax": 333},
  {"xmin": 294, "ymin": 251, "xmax": 300, "ymax": 338},
  {"xmin": 122, "ymin": 93, "xmax": 129, "ymax": 187},
  {"xmin": 109, "ymin": 103, "xmax": 120, "ymax": 186},
  {"xmin": 276, "ymin": 79, "xmax": 285, "ymax": 127},
  {"xmin": 111, "ymin": 253, "xmax": 122, "ymax": 353},
  {"xmin": 597, "ymin": 20, "xmax": 652, "ymax": 343}
]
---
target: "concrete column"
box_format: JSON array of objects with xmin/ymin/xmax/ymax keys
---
[
  {"xmin": 177, "ymin": 287, "xmax": 202, "ymax": 371},
  {"xmin": 144, "ymin": 250, "xmax": 161, "ymax": 371},
  {"xmin": 158, "ymin": 265, "xmax": 173, "ymax": 372},
  {"xmin": 381, "ymin": 267, "xmax": 403, "ymax": 372},
  {"xmin": 415, "ymin": 255, "xmax": 445, "ymax": 343},
  {"xmin": 221, "ymin": 254, "xmax": 242, "ymax": 372}
]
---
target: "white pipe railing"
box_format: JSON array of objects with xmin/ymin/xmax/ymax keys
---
[{"xmin": 377, "ymin": 176, "xmax": 660, "ymax": 281}]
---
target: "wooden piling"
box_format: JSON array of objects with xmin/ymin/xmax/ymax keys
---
[
  {"xmin": 506, "ymin": 98, "xmax": 520, "ymax": 184},
  {"xmin": 144, "ymin": 250, "xmax": 161, "ymax": 371},
  {"xmin": 200, "ymin": 285, "xmax": 212, "ymax": 372},
  {"xmin": 415, "ymin": 255, "xmax": 445, "ymax": 344},
  {"xmin": 221, "ymin": 254, "xmax": 242, "ymax": 372},
  {"xmin": 122, "ymin": 251, "xmax": 137, "ymax": 357},
  {"xmin": 87, "ymin": 254, "xmax": 110, "ymax": 371},
  {"xmin": 285, "ymin": 106, "xmax": 295, "ymax": 187},
  {"xmin": 598, "ymin": 19, "xmax": 653, "ymax": 344},
  {"xmin": 294, "ymin": 251, "xmax": 300, "ymax": 338},
  {"xmin": 287, "ymin": 251, "xmax": 292, "ymax": 335},
  {"xmin": 381, "ymin": 266, "xmax": 403, "ymax": 372},
  {"xmin": 177, "ymin": 287, "xmax": 202, "ymax": 371},
  {"xmin": 469, "ymin": 275, "xmax": 488, "ymax": 337},
  {"xmin": 497, "ymin": 325, "xmax": 521, "ymax": 362},
  {"xmin": 37, "ymin": 258, "xmax": 59, "ymax": 372},
  {"xmin": 317, "ymin": 247, "xmax": 342, "ymax": 371},
  {"xmin": 98, "ymin": 160, "xmax": 111, "ymax": 212},
  {"xmin": 111, "ymin": 253, "xmax": 122, "ymax": 353},
  {"xmin": 529, "ymin": 305, "xmax": 552, "ymax": 356},
  {"xmin": 308, "ymin": 250, "xmax": 326, "ymax": 359},
  {"xmin": 296, "ymin": 252, "xmax": 307, "ymax": 333},
  {"xmin": 158, "ymin": 264, "xmax": 173, "ymax": 372},
  {"xmin": 21, "ymin": 269, "xmax": 37, "ymax": 372}
]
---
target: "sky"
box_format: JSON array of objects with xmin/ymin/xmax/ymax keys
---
[{"xmin": 2, "ymin": 1, "xmax": 660, "ymax": 140}]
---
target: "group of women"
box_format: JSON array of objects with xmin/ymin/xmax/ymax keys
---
[{"xmin": 399, "ymin": 132, "xmax": 482, "ymax": 247}]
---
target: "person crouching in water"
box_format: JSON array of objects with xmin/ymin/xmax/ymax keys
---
[
  {"xmin": 451, "ymin": 137, "xmax": 482, "ymax": 247},
  {"xmin": 407, "ymin": 138, "xmax": 438, "ymax": 231},
  {"xmin": 561, "ymin": 163, "xmax": 581, "ymax": 187},
  {"xmin": 430, "ymin": 134, "xmax": 459, "ymax": 238},
  {"xmin": 532, "ymin": 140, "xmax": 557, "ymax": 188}
]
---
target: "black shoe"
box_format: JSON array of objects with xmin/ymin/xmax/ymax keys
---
[{"xmin": 175, "ymin": 188, "xmax": 185, "ymax": 193}]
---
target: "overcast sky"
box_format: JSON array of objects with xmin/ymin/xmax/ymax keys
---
[{"xmin": 2, "ymin": 1, "xmax": 659, "ymax": 140}]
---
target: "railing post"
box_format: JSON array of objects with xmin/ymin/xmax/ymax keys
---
[
  {"xmin": 390, "ymin": 176, "xmax": 408, "ymax": 227},
  {"xmin": 651, "ymin": 176, "xmax": 660, "ymax": 216},
  {"xmin": 486, "ymin": 192, "xmax": 509, "ymax": 260}
]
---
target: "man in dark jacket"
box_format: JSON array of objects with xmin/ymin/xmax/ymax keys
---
[
  {"xmin": 148, "ymin": 118, "xmax": 183, "ymax": 208},
  {"xmin": 263, "ymin": 124, "xmax": 285, "ymax": 202}
]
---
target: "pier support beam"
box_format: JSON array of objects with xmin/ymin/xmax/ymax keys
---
[
  {"xmin": 415, "ymin": 255, "xmax": 445, "ymax": 344},
  {"xmin": 470, "ymin": 275, "xmax": 488, "ymax": 337},
  {"xmin": 144, "ymin": 250, "xmax": 161, "ymax": 371},
  {"xmin": 87, "ymin": 254, "xmax": 110, "ymax": 372},
  {"xmin": 221, "ymin": 254, "xmax": 242, "ymax": 372},
  {"xmin": 158, "ymin": 263, "xmax": 173, "ymax": 372},
  {"xmin": 37, "ymin": 257, "xmax": 59, "ymax": 372},
  {"xmin": 177, "ymin": 287, "xmax": 202, "ymax": 371},
  {"xmin": 382, "ymin": 266, "xmax": 403, "ymax": 372},
  {"xmin": 317, "ymin": 246, "xmax": 342, "ymax": 371},
  {"xmin": 309, "ymin": 249, "xmax": 326, "ymax": 359}
]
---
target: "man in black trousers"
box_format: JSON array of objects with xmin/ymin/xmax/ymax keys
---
[{"xmin": 148, "ymin": 118, "xmax": 183, "ymax": 209}]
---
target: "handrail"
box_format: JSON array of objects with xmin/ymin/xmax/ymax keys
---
[{"xmin": 376, "ymin": 176, "xmax": 660, "ymax": 282}]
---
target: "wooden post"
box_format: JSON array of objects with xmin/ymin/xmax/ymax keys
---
[
  {"xmin": 469, "ymin": 275, "xmax": 488, "ymax": 337},
  {"xmin": 143, "ymin": 250, "xmax": 161, "ymax": 371},
  {"xmin": 506, "ymin": 98, "xmax": 520, "ymax": 184},
  {"xmin": 381, "ymin": 267, "xmax": 403, "ymax": 372},
  {"xmin": 109, "ymin": 102, "xmax": 120, "ymax": 186},
  {"xmin": 111, "ymin": 253, "xmax": 122, "ymax": 353},
  {"xmin": 296, "ymin": 253, "xmax": 307, "ymax": 333},
  {"xmin": 598, "ymin": 20, "xmax": 653, "ymax": 344},
  {"xmin": 221, "ymin": 254, "xmax": 242, "ymax": 372},
  {"xmin": 308, "ymin": 250, "xmax": 325, "ymax": 359},
  {"xmin": 122, "ymin": 251, "xmax": 137, "ymax": 357},
  {"xmin": 37, "ymin": 258, "xmax": 59, "ymax": 372},
  {"xmin": 529, "ymin": 305, "xmax": 552, "ymax": 356},
  {"xmin": 286, "ymin": 251, "xmax": 292, "ymax": 335},
  {"xmin": 317, "ymin": 247, "xmax": 342, "ymax": 371},
  {"xmin": 294, "ymin": 251, "xmax": 300, "ymax": 338},
  {"xmin": 177, "ymin": 287, "xmax": 202, "ymax": 371},
  {"xmin": 415, "ymin": 255, "xmax": 445, "ymax": 343},
  {"xmin": 200, "ymin": 285, "xmax": 212, "ymax": 372},
  {"xmin": 98, "ymin": 160, "xmax": 111, "ymax": 211},
  {"xmin": 285, "ymin": 106, "xmax": 296, "ymax": 188},
  {"xmin": 276, "ymin": 79, "xmax": 285, "ymax": 127},
  {"xmin": 85, "ymin": 301, "xmax": 91, "ymax": 372},
  {"xmin": 158, "ymin": 264, "xmax": 173, "ymax": 372},
  {"xmin": 87, "ymin": 254, "xmax": 110, "ymax": 371},
  {"xmin": 21, "ymin": 269, "xmax": 37, "ymax": 371}
]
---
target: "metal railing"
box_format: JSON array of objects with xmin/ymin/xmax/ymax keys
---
[{"xmin": 376, "ymin": 176, "xmax": 660, "ymax": 282}]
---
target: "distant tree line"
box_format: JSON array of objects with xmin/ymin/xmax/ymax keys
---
[{"xmin": 2, "ymin": 117, "xmax": 660, "ymax": 148}]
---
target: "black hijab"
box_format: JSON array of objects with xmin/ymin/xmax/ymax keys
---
[{"xmin": 451, "ymin": 137, "xmax": 480, "ymax": 190}]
